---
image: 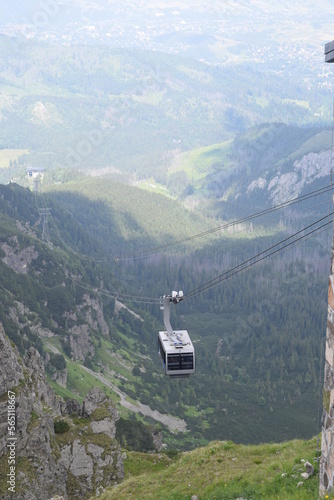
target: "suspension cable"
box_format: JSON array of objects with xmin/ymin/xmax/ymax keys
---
[
  {"xmin": 184, "ymin": 213, "xmax": 333, "ymax": 301},
  {"xmin": 46, "ymin": 183, "xmax": 334, "ymax": 263}
]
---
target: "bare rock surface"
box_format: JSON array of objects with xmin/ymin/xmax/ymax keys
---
[{"xmin": 0, "ymin": 324, "xmax": 123, "ymax": 499}]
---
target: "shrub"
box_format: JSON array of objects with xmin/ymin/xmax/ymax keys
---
[
  {"xmin": 132, "ymin": 365, "xmax": 141, "ymax": 377},
  {"xmin": 54, "ymin": 419, "xmax": 70, "ymax": 434},
  {"xmin": 116, "ymin": 418, "xmax": 154, "ymax": 452},
  {"xmin": 49, "ymin": 352, "xmax": 66, "ymax": 371}
]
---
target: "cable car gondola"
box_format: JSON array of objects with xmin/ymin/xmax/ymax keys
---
[{"xmin": 158, "ymin": 291, "xmax": 195, "ymax": 377}]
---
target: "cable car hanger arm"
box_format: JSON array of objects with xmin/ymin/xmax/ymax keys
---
[{"xmin": 161, "ymin": 291, "xmax": 184, "ymax": 338}]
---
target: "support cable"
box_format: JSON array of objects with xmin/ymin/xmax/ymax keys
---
[
  {"xmin": 47, "ymin": 183, "xmax": 334, "ymax": 263},
  {"xmin": 184, "ymin": 213, "xmax": 334, "ymax": 301}
]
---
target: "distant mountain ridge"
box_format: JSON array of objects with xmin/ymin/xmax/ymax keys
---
[{"xmin": 0, "ymin": 34, "xmax": 331, "ymax": 184}]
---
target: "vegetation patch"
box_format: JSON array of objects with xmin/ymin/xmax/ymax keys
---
[
  {"xmin": 0, "ymin": 149, "xmax": 29, "ymax": 169},
  {"xmin": 27, "ymin": 410, "xmax": 40, "ymax": 432},
  {"xmin": 54, "ymin": 419, "xmax": 71, "ymax": 434},
  {"xmin": 47, "ymin": 376, "xmax": 84, "ymax": 403},
  {"xmin": 66, "ymin": 471, "xmax": 82, "ymax": 498},
  {"xmin": 90, "ymin": 406, "xmax": 112, "ymax": 421},
  {"xmin": 122, "ymin": 450, "xmax": 173, "ymax": 478},
  {"xmin": 80, "ymin": 432, "xmax": 114, "ymax": 453},
  {"xmin": 116, "ymin": 418, "xmax": 155, "ymax": 452},
  {"xmin": 98, "ymin": 437, "xmax": 320, "ymax": 500},
  {"xmin": 15, "ymin": 457, "xmax": 37, "ymax": 494},
  {"xmin": 323, "ymin": 389, "xmax": 330, "ymax": 414}
]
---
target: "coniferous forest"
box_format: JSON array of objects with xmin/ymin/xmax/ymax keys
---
[
  {"xmin": 0, "ymin": 1, "xmax": 333, "ymax": 462},
  {"xmin": 0, "ymin": 174, "xmax": 330, "ymax": 451}
]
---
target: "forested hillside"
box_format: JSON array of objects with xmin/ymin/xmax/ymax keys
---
[
  {"xmin": 0, "ymin": 19, "xmax": 333, "ymax": 456},
  {"xmin": 0, "ymin": 177, "xmax": 330, "ymax": 451}
]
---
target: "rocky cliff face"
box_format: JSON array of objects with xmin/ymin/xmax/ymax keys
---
[
  {"xmin": 0, "ymin": 323, "xmax": 65, "ymax": 499},
  {"xmin": 0, "ymin": 324, "xmax": 124, "ymax": 499},
  {"xmin": 247, "ymin": 149, "xmax": 330, "ymax": 204},
  {"xmin": 1, "ymin": 234, "xmax": 111, "ymax": 365},
  {"xmin": 320, "ymin": 222, "xmax": 334, "ymax": 495}
]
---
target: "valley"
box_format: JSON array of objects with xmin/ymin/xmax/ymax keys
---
[
  {"xmin": 0, "ymin": 3, "xmax": 334, "ymax": 496},
  {"xmin": 0, "ymin": 174, "xmax": 330, "ymax": 454}
]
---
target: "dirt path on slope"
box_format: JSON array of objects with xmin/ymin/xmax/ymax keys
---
[
  {"xmin": 81, "ymin": 365, "xmax": 187, "ymax": 433},
  {"xmin": 45, "ymin": 341, "xmax": 187, "ymax": 432}
]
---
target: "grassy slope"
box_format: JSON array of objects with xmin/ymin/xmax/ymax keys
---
[
  {"xmin": 0, "ymin": 149, "xmax": 29, "ymax": 168},
  {"xmin": 170, "ymin": 141, "xmax": 233, "ymax": 176},
  {"xmin": 98, "ymin": 437, "xmax": 322, "ymax": 500},
  {"xmin": 167, "ymin": 140, "xmax": 235, "ymax": 196},
  {"xmin": 164, "ymin": 125, "xmax": 331, "ymax": 203}
]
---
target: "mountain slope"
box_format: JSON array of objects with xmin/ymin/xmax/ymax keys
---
[
  {"xmin": 0, "ymin": 180, "xmax": 329, "ymax": 453},
  {"xmin": 0, "ymin": 323, "xmax": 124, "ymax": 499},
  {"xmin": 44, "ymin": 175, "xmax": 213, "ymax": 251},
  {"xmin": 164, "ymin": 123, "xmax": 332, "ymax": 217},
  {"xmin": 98, "ymin": 437, "xmax": 320, "ymax": 500}
]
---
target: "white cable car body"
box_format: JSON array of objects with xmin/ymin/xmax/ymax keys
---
[{"xmin": 158, "ymin": 292, "xmax": 195, "ymax": 377}]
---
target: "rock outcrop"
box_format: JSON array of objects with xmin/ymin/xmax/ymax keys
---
[
  {"xmin": 320, "ymin": 226, "xmax": 334, "ymax": 495},
  {"xmin": 0, "ymin": 324, "xmax": 64, "ymax": 499},
  {"xmin": 1, "ymin": 237, "xmax": 38, "ymax": 274},
  {"xmin": 68, "ymin": 324, "xmax": 95, "ymax": 361},
  {"xmin": 51, "ymin": 367, "xmax": 68, "ymax": 388},
  {"xmin": 247, "ymin": 149, "xmax": 330, "ymax": 204},
  {"xmin": 0, "ymin": 324, "xmax": 123, "ymax": 499}
]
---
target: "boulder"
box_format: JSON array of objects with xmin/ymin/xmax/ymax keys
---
[
  {"xmin": 60, "ymin": 399, "xmax": 81, "ymax": 417},
  {"xmin": 305, "ymin": 461, "xmax": 314, "ymax": 476},
  {"xmin": 82, "ymin": 387, "xmax": 107, "ymax": 417}
]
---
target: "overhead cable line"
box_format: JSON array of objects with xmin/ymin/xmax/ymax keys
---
[
  {"xmin": 47, "ymin": 183, "xmax": 334, "ymax": 264},
  {"xmin": 32, "ymin": 190, "xmax": 161, "ymax": 305},
  {"xmin": 185, "ymin": 220, "xmax": 332, "ymax": 300},
  {"xmin": 111, "ymin": 183, "xmax": 334, "ymax": 260},
  {"xmin": 66, "ymin": 214, "xmax": 332, "ymax": 306},
  {"xmin": 184, "ymin": 213, "xmax": 334, "ymax": 301},
  {"xmin": 70, "ymin": 216, "xmax": 332, "ymax": 306},
  {"xmin": 68, "ymin": 276, "xmax": 160, "ymax": 304},
  {"xmin": 34, "ymin": 185, "xmax": 333, "ymax": 306}
]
